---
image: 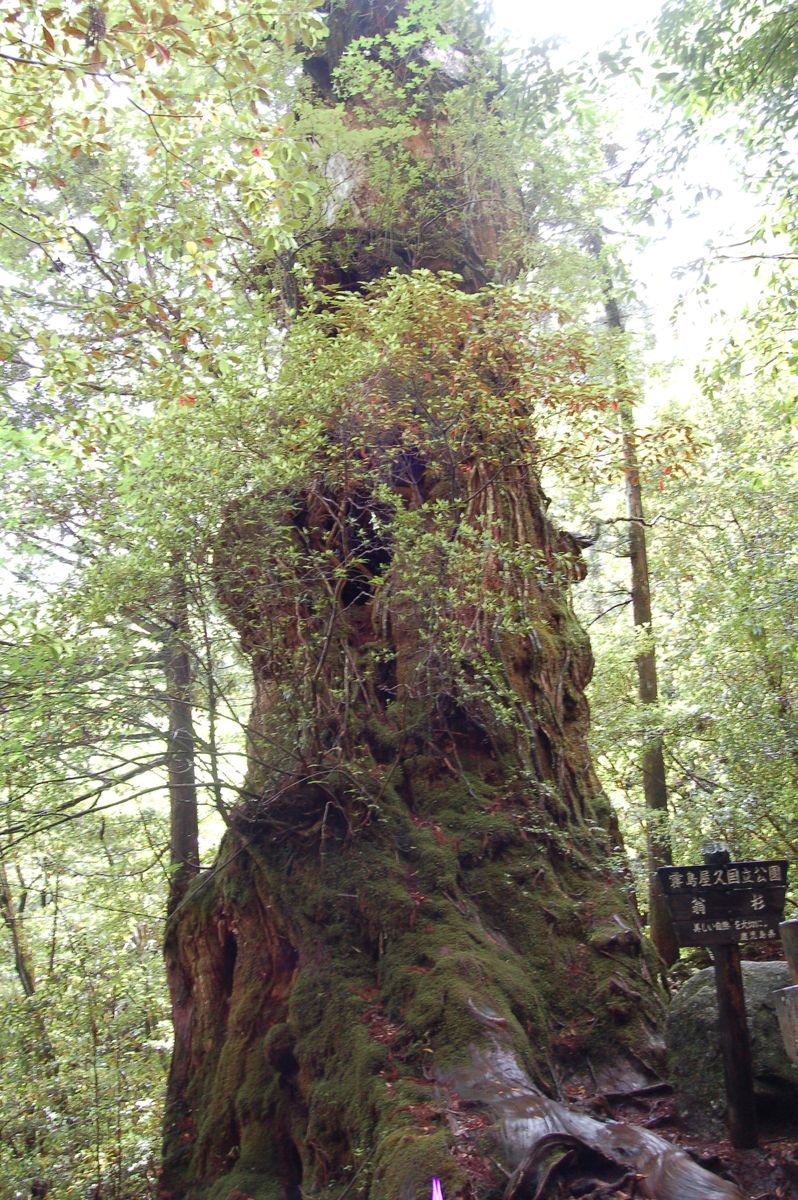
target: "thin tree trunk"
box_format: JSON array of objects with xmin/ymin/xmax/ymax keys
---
[
  {"xmin": 0, "ymin": 853, "xmax": 37, "ymax": 998},
  {"xmin": 591, "ymin": 235, "xmax": 679, "ymax": 968},
  {"xmin": 164, "ymin": 572, "xmax": 200, "ymax": 916},
  {"xmin": 0, "ymin": 851, "xmax": 61, "ymax": 1075},
  {"xmin": 621, "ymin": 409, "xmax": 679, "ymax": 968}
]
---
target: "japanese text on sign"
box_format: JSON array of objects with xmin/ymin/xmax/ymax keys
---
[
  {"xmin": 660, "ymin": 862, "xmax": 785, "ymax": 892},
  {"xmin": 657, "ymin": 859, "xmax": 789, "ymax": 948}
]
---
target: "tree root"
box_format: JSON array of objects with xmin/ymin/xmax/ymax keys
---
[
  {"xmin": 440, "ymin": 1041, "xmax": 745, "ymax": 1200},
  {"xmin": 499, "ymin": 1097, "xmax": 744, "ymax": 1200},
  {"xmin": 505, "ymin": 1133, "xmax": 641, "ymax": 1199}
]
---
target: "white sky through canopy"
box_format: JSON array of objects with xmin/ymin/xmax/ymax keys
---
[
  {"xmin": 491, "ymin": 0, "xmax": 664, "ymax": 52},
  {"xmin": 492, "ymin": 0, "xmax": 764, "ymax": 386}
]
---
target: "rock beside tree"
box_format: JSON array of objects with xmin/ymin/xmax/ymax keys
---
[{"xmin": 666, "ymin": 961, "xmax": 798, "ymax": 1129}]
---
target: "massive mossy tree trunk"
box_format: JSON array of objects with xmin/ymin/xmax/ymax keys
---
[{"xmin": 161, "ymin": 5, "xmax": 741, "ymax": 1199}]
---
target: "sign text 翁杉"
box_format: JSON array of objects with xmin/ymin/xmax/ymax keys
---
[{"xmin": 657, "ymin": 859, "xmax": 788, "ymax": 948}]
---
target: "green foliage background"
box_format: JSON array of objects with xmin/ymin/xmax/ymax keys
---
[{"xmin": 0, "ymin": 0, "xmax": 796, "ymax": 1194}]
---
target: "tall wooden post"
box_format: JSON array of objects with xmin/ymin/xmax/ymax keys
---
[
  {"xmin": 712, "ymin": 944, "xmax": 758, "ymax": 1148},
  {"xmin": 705, "ymin": 850, "xmax": 758, "ymax": 1149}
]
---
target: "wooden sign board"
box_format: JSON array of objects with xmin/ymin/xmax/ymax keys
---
[{"xmin": 657, "ymin": 859, "xmax": 788, "ymax": 948}]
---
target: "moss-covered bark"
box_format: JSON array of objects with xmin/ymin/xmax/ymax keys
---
[
  {"xmin": 161, "ymin": 5, "xmax": 743, "ymax": 1198},
  {"xmin": 162, "ymin": 448, "xmax": 717, "ymax": 1197},
  {"xmin": 161, "ymin": 569, "xmax": 740, "ymax": 1198},
  {"xmin": 161, "ymin": 588, "xmax": 665, "ymax": 1199}
]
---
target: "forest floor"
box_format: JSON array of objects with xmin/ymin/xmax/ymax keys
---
[
  {"xmin": 575, "ymin": 1085, "xmax": 798, "ymax": 1200},
  {"xmin": 674, "ymin": 1132, "xmax": 798, "ymax": 1200}
]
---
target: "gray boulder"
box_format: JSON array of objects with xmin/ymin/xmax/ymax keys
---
[{"xmin": 666, "ymin": 961, "xmax": 798, "ymax": 1129}]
